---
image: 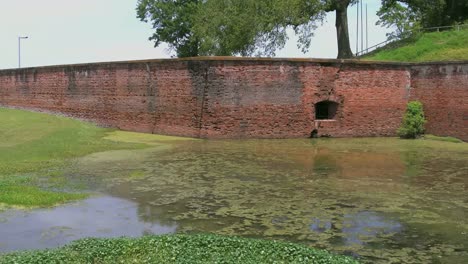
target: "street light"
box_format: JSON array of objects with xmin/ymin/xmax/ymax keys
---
[{"xmin": 18, "ymin": 36, "xmax": 28, "ymax": 68}]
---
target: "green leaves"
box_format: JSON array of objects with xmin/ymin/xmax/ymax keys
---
[
  {"xmin": 377, "ymin": 1, "xmax": 421, "ymax": 40},
  {"xmin": 194, "ymin": 0, "xmax": 326, "ymax": 57},
  {"xmin": 137, "ymin": 0, "xmax": 330, "ymax": 57},
  {"xmin": 377, "ymin": 0, "xmax": 468, "ymax": 41},
  {"xmin": 397, "ymin": 101, "xmax": 427, "ymax": 139},
  {"xmin": 0, "ymin": 234, "xmax": 359, "ymax": 264},
  {"xmin": 137, "ymin": 0, "xmax": 360, "ymax": 58},
  {"xmin": 136, "ymin": 0, "xmax": 201, "ymax": 57}
]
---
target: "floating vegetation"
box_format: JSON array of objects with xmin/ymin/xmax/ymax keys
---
[
  {"xmin": 0, "ymin": 234, "xmax": 359, "ymax": 264},
  {"xmin": 1, "ymin": 108, "xmax": 467, "ymax": 263},
  {"xmin": 65, "ymin": 137, "xmax": 468, "ymax": 263}
]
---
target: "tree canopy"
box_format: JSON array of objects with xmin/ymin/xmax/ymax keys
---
[
  {"xmin": 194, "ymin": 0, "xmax": 325, "ymax": 57},
  {"xmin": 137, "ymin": 0, "xmax": 359, "ymax": 58},
  {"xmin": 378, "ymin": 0, "xmax": 468, "ymax": 39},
  {"xmin": 136, "ymin": 0, "xmax": 201, "ymax": 57}
]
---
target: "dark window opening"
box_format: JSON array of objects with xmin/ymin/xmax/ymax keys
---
[{"xmin": 315, "ymin": 101, "xmax": 338, "ymax": 120}]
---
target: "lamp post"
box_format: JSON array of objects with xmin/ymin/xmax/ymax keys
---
[{"xmin": 18, "ymin": 36, "xmax": 28, "ymax": 68}]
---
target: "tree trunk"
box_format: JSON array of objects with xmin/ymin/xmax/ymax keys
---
[{"xmin": 335, "ymin": 4, "xmax": 353, "ymax": 59}]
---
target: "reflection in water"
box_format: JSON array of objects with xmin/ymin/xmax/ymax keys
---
[
  {"xmin": 0, "ymin": 138, "xmax": 467, "ymax": 263},
  {"xmin": 342, "ymin": 211, "xmax": 402, "ymax": 246},
  {"xmin": 309, "ymin": 211, "xmax": 403, "ymax": 246},
  {"xmin": 0, "ymin": 196, "xmax": 177, "ymax": 252}
]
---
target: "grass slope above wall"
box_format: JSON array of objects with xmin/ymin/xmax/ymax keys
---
[{"xmin": 364, "ymin": 28, "xmax": 468, "ymax": 62}]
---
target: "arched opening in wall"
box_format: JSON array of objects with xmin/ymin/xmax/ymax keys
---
[
  {"xmin": 310, "ymin": 129, "xmax": 318, "ymax": 138},
  {"xmin": 315, "ymin": 101, "xmax": 338, "ymax": 120}
]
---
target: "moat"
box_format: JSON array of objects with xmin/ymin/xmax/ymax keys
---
[{"xmin": 1, "ymin": 137, "xmax": 467, "ymax": 263}]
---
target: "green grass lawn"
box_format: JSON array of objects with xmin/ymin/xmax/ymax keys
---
[
  {"xmin": 0, "ymin": 108, "xmax": 201, "ymax": 208},
  {"xmin": 364, "ymin": 28, "xmax": 468, "ymax": 62},
  {"xmin": 0, "ymin": 108, "xmax": 146, "ymax": 208},
  {"xmin": 0, "ymin": 234, "xmax": 359, "ymax": 264}
]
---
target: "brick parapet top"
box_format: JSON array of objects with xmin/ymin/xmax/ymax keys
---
[{"xmin": 1, "ymin": 56, "xmax": 468, "ymax": 73}]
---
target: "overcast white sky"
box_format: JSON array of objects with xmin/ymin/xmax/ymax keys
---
[{"xmin": 0, "ymin": 0, "xmax": 391, "ymax": 70}]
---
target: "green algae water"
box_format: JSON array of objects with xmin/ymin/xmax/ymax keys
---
[{"xmin": 1, "ymin": 136, "xmax": 467, "ymax": 263}]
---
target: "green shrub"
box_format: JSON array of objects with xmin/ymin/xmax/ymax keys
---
[{"xmin": 397, "ymin": 101, "xmax": 426, "ymax": 139}]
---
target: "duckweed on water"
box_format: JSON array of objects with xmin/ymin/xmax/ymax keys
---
[
  {"xmin": 0, "ymin": 234, "xmax": 359, "ymax": 264},
  {"xmin": 67, "ymin": 137, "xmax": 467, "ymax": 263},
  {"xmin": 1, "ymin": 107, "xmax": 467, "ymax": 263}
]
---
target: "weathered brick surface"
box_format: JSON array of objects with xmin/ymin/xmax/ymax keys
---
[
  {"xmin": 0, "ymin": 58, "xmax": 466, "ymax": 140},
  {"xmin": 410, "ymin": 63, "xmax": 468, "ymax": 141}
]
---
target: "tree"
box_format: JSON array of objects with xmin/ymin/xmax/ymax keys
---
[
  {"xmin": 445, "ymin": 0, "xmax": 468, "ymax": 25},
  {"xmin": 193, "ymin": 0, "xmax": 325, "ymax": 56},
  {"xmin": 136, "ymin": 0, "xmax": 201, "ymax": 57},
  {"xmin": 376, "ymin": 1, "xmax": 421, "ymax": 40},
  {"xmin": 378, "ymin": 0, "xmax": 468, "ymax": 40},
  {"xmin": 195, "ymin": 0, "xmax": 357, "ymax": 58},
  {"xmin": 324, "ymin": 0, "xmax": 356, "ymax": 59},
  {"xmin": 138, "ymin": 0, "xmax": 358, "ymax": 58}
]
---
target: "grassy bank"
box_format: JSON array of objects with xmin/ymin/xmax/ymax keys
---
[
  {"xmin": 0, "ymin": 234, "xmax": 359, "ymax": 264},
  {"xmin": 423, "ymin": 134, "xmax": 464, "ymax": 143},
  {"xmin": 0, "ymin": 108, "xmax": 147, "ymax": 208},
  {"xmin": 364, "ymin": 27, "xmax": 468, "ymax": 62}
]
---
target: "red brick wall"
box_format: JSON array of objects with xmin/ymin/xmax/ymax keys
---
[
  {"xmin": 0, "ymin": 58, "xmax": 466, "ymax": 140},
  {"xmin": 0, "ymin": 61, "xmax": 204, "ymax": 138},
  {"xmin": 410, "ymin": 63, "xmax": 468, "ymax": 141}
]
